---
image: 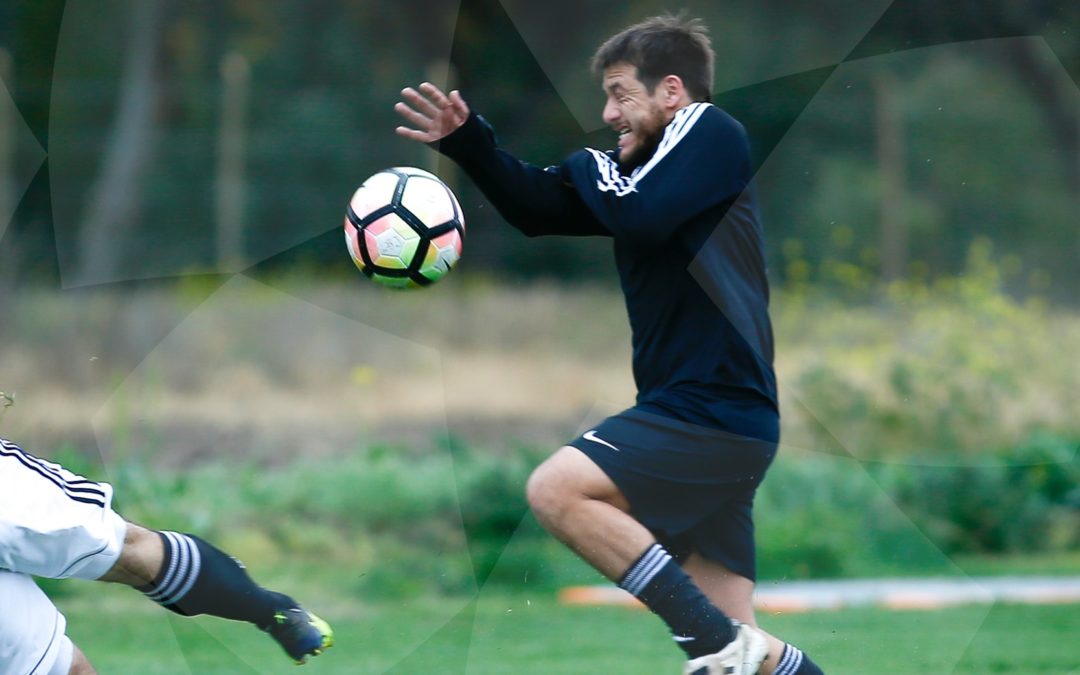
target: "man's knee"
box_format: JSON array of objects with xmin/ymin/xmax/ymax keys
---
[
  {"xmin": 527, "ymin": 445, "xmax": 629, "ymax": 528},
  {"xmin": 99, "ymin": 522, "xmax": 162, "ymax": 585},
  {"xmin": 120, "ymin": 522, "xmax": 158, "ymax": 553},
  {"xmin": 526, "ymin": 451, "xmax": 572, "ymax": 528}
]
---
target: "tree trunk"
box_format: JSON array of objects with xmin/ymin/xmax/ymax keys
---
[
  {"xmin": 999, "ymin": 41, "xmax": 1080, "ymax": 277},
  {"xmin": 0, "ymin": 48, "xmax": 15, "ymax": 241},
  {"xmin": 0, "ymin": 48, "xmax": 16, "ymax": 316},
  {"xmin": 875, "ymin": 71, "xmax": 907, "ymax": 282},
  {"xmin": 75, "ymin": 0, "xmax": 167, "ymax": 285},
  {"xmin": 216, "ymin": 51, "xmax": 250, "ymax": 269}
]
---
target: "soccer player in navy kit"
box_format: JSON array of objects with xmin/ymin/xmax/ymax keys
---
[{"xmin": 396, "ymin": 15, "xmax": 824, "ymax": 675}]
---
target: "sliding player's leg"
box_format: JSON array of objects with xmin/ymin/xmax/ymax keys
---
[
  {"xmin": 67, "ymin": 646, "xmax": 96, "ymax": 675},
  {"xmin": 0, "ymin": 438, "xmax": 331, "ymax": 665},
  {"xmin": 99, "ymin": 522, "xmax": 333, "ymax": 664},
  {"xmin": 0, "ymin": 570, "xmax": 83, "ymax": 675}
]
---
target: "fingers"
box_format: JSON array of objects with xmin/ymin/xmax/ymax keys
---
[
  {"xmin": 394, "ymin": 100, "xmax": 432, "ymax": 130},
  {"xmin": 402, "ymin": 85, "xmax": 443, "ymax": 119},
  {"xmin": 448, "ymin": 89, "xmax": 470, "ymax": 118},
  {"xmin": 418, "ymin": 82, "xmax": 453, "ymax": 111},
  {"xmin": 405, "ymin": 82, "xmax": 468, "ymax": 119},
  {"xmin": 394, "ymin": 125, "xmax": 429, "ymax": 141},
  {"xmin": 394, "ymin": 83, "xmax": 470, "ymax": 142}
]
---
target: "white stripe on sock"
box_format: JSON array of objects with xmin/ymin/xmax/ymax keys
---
[
  {"xmin": 620, "ymin": 545, "xmax": 664, "ymax": 594},
  {"xmin": 619, "ymin": 544, "xmax": 673, "ymax": 597},
  {"xmin": 146, "ymin": 531, "xmax": 183, "ymax": 601},
  {"xmin": 629, "ymin": 550, "xmax": 671, "ymax": 596},
  {"xmin": 151, "ymin": 532, "xmax": 191, "ymax": 603},
  {"xmin": 775, "ymin": 644, "xmax": 804, "ymax": 675},
  {"xmin": 165, "ymin": 535, "xmax": 202, "ymax": 606}
]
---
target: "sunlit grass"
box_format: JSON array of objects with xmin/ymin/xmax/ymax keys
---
[{"xmin": 60, "ymin": 581, "xmax": 1080, "ymax": 675}]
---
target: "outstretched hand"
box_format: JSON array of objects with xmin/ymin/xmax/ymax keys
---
[{"xmin": 394, "ymin": 83, "xmax": 470, "ymax": 143}]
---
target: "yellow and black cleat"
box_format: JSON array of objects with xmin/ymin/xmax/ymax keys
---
[{"xmin": 266, "ymin": 607, "xmax": 334, "ymax": 665}]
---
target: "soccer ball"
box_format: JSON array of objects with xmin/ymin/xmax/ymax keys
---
[{"xmin": 344, "ymin": 167, "xmax": 465, "ymax": 289}]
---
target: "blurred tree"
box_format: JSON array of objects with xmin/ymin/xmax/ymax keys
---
[
  {"xmin": 76, "ymin": 0, "xmax": 168, "ymax": 283},
  {"xmin": 0, "ymin": 48, "xmax": 16, "ymax": 231},
  {"xmin": 216, "ymin": 50, "xmax": 249, "ymax": 268},
  {"xmin": 853, "ymin": 0, "xmax": 1080, "ymax": 280},
  {"xmin": 874, "ymin": 70, "xmax": 907, "ymax": 282},
  {"xmin": 0, "ymin": 0, "xmax": 64, "ymax": 285},
  {"xmin": 2, "ymin": 0, "xmax": 1078, "ymax": 292},
  {"xmin": 999, "ymin": 38, "xmax": 1080, "ymax": 263}
]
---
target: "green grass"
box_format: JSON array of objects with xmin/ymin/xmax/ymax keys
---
[
  {"xmin": 951, "ymin": 550, "xmax": 1080, "ymax": 577},
  {"xmin": 60, "ymin": 582, "xmax": 1080, "ymax": 674}
]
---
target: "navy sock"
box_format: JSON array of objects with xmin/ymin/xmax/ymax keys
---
[
  {"xmin": 775, "ymin": 644, "xmax": 825, "ymax": 675},
  {"xmin": 138, "ymin": 531, "xmax": 295, "ymax": 630},
  {"xmin": 618, "ymin": 543, "xmax": 736, "ymax": 659}
]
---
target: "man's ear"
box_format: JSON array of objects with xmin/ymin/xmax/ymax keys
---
[{"xmin": 660, "ymin": 74, "xmax": 686, "ymax": 107}]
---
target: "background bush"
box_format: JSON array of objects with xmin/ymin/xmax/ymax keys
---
[
  {"xmin": 56, "ymin": 428, "xmax": 1073, "ymax": 593},
  {"xmin": 6, "ymin": 256, "xmax": 1079, "ymax": 593}
]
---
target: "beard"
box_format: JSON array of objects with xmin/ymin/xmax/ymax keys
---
[{"xmin": 616, "ymin": 106, "xmax": 667, "ymax": 172}]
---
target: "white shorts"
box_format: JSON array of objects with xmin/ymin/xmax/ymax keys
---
[
  {"xmin": 0, "ymin": 570, "xmax": 74, "ymax": 675},
  {"xmin": 0, "ymin": 438, "xmax": 127, "ymax": 580}
]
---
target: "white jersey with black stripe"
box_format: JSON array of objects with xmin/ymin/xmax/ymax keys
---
[{"xmin": 0, "ymin": 438, "xmax": 127, "ymax": 580}]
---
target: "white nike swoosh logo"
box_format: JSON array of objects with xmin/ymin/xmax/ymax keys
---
[
  {"xmin": 672, "ymin": 635, "xmax": 696, "ymax": 643},
  {"xmin": 583, "ymin": 430, "xmax": 620, "ymax": 452}
]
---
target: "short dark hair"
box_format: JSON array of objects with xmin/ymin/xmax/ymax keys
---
[{"xmin": 592, "ymin": 14, "xmax": 714, "ymax": 102}]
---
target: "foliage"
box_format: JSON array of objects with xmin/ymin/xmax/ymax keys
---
[
  {"xmin": 885, "ymin": 432, "xmax": 1080, "ymax": 555},
  {"xmin": 757, "ymin": 429, "xmax": 1080, "ymax": 579},
  {"xmin": 4, "ymin": 1, "xmax": 1080, "ymax": 290},
  {"xmin": 776, "ymin": 241, "xmax": 1080, "ymax": 462},
  {"xmin": 82, "ymin": 426, "xmax": 1078, "ymax": 590}
]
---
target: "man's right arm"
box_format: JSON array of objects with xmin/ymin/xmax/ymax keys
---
[
  {"xmin": 434, "ymin": 113, "xmax": 608, "ymax": 238},
  {"xmin": 395, "ymin": 83, "xmax": 604, "ymax": 237}
]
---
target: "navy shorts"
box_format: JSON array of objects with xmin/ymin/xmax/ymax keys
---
[{"xmin": 569, "ymin": 405, "xmax": 777, "ymax": 581}]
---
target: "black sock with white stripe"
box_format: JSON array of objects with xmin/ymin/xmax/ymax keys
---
[
  {"xmin": 138, "ymin": 531, "xmax": 295, "ymax": 630},
  {"xmin": 775, "ymin": 644, "xmax": 825, "ymax": 675},
  {"xmin": 617, "ymin": 543, "xmax": 736, "ymax": 659}
]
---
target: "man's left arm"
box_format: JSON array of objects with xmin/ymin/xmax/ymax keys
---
[{"xmin": 562, "ymin": 105, "xmax": 751, "ymax": 247}]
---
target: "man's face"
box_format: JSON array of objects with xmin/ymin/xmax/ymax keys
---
[{"xmin": 601, "ymin": 63, "xmax": 670, "ymax": 170}]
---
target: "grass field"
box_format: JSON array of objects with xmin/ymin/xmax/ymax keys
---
[{"xmin": 60, "ymin": 580, "xmax": 1080, "ymax": 675}]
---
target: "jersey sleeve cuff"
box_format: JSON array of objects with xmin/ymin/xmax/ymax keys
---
[{"xmin": 428, "ymin": 112, "xmax": 497, "ymax": 165}]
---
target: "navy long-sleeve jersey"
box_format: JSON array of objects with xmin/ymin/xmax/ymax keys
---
[{"xmin": 436, "ymin": 102, "xmax": 778, "ymax": 441}]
